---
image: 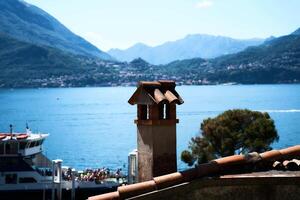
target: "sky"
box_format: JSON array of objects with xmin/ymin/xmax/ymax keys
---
[{"xmin": 25, "ymin": 0, "xmax": 300, "ymax": 51}]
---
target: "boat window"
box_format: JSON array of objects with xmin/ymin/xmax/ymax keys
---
[
  {"xmin": 19, "ymin": 142, "xmax": 27, "ymax": 150},
  {"xmin": 5, "ymin": 174, "xmax": 17, "ymax": 184},
  {"xmin": 0, "ymin": 143, "xmax": 4, "ymax": 154},
  {"xmin": 26, "ymin": 142, "xmax": 31, "ymax": 148},
  {"xmin": 36, "ymin": 140, "xmax": 42, "ymax": 146},
  {"xmin": 29, "ymin": 141, "xmax": 36, "ymax": 148},
  {"xmin": 19, "ymin": 177, "xmax": 37, "ymax": 183}
]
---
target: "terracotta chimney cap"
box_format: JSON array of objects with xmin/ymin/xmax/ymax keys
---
[{"xmin": 128, "ymin": 80, "xmax": 184, "ymax": 105}]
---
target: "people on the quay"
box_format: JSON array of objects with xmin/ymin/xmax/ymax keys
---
[{"xmin": 62, "ymin": 167, "xmax": 124, "ymax": 182}]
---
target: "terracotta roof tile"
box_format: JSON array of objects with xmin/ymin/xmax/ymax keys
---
[
  {"xmin": 118, "ymin": 180, "xmax": 156, "ymax": 199},
  {"xmin": 279, "ymin": 145, "xmax": 300, "ymax": 158},
  {"xmin": 164, "ymin": 90, "xmax": 180, "ymax": 104},
  {"xmin": 244, "ymin": 152, "xmax": 262, "ymax": 163},
  {"xmin": 153, "ymin": 89, "xmax": 168, "ymax": 104},
  {"xmin": 260, "ymin": 150, "xmax": 282, "ymax": 161},
  {"xmin": 158, "ymin": 80, "xmax": 176, "ymax": 88},
  {"xmin": 88, "ymin": 191, "xmax": 119, "ymax": 200},
  {"xmin": 154, "ymin": 172, "xmax": 184, "ymax": 189},
  {"xmin": 213, "ymin": 154, "xmax": 247, "ymax": 166},
  {"xmin": 180, "ymin": 168, "xmax": 198, "ymax": 182},
  {"xmin": 273, "ymin": 161, "xmax": 284, "ymax": 170},
  {"xmin": 292, "ymin": 159, "xmax": 300, "ymax": 166},
  {"xmin": 139, "ymin": 81, "xmax": 161, "ymax": 87},
  {"xmin": 283, "ymin": 160, "xmax": 299, "ymax": 171}
]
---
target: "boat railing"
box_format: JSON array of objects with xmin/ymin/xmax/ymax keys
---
[{"xmin": 35, "ymin": 167, "xmax": 53, "ymax": 177}]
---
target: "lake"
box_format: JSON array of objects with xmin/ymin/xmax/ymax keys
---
[{"xmin": 0, "ymin": 85, "xmax": 299, "ymax": 171}]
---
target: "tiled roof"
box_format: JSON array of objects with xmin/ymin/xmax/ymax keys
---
[
  {"xmin": 128, "ymin": 80, "xmax": 184, "ymax": 105},
  {"xmin": 88, "ymin": 145, "xmax": 300, "ymax": 200}
]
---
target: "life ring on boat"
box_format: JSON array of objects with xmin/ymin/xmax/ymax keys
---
[
  {"xmin": 16, "ymin": 134, "xmax": 29, "ymax": 140},
  {"xmin": 0, "ymin": 134, "xmax": 6, "ymax": 140}
]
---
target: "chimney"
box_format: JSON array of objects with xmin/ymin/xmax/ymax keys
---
[{"xmin": 128, "ymin": 80, "xmax": 184, "ymax": 182}]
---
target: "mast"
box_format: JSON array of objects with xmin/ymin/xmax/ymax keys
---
[
  {"xmin": 26, "ymin": 123, "xmax": 32, "ymax": 135},
  {"xmin": 9, "ymin": 124, "xmax": 13, "ymax": 139}
]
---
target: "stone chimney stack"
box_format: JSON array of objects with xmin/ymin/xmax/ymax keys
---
[{"xmin": 128, "ymin": 80, "xmax": 184, "ymax": 182}]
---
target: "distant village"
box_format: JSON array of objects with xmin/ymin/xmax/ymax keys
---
[{"xmin": 0, "ymin": 59, "xmax": 219, "ymax": 88}]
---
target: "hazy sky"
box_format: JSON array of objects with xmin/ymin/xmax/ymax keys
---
[{"xmin": 25, "ymin": 0, "xmax": 300, "ymax": 51}]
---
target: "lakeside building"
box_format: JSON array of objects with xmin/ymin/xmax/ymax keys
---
[{"xmin": 89, "ymin": 80, "xmax": 300, "ymax": 200}]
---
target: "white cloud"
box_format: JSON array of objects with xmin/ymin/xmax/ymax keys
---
[{"xmin": 195, "ymin": 0, "xmax": 213, "ymax": 9}]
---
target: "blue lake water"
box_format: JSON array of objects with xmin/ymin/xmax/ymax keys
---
[{"xmin": 0, "ymin": 85, "xmax": 299, "ymax": 171}]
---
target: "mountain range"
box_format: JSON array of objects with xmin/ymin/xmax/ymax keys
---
[
  {"xmin": 108, "ymin": 35, "xmax": 265, "ymax": 65},
  {"xmin": 161, "ymin": 30, "xmax": 300, "ymax": 84},
  {"xmin": 0, "ymin": 0, "xmax": 112, "ymax": 60},
  {"xmin": 291, "ymin": 28, "xmax": 300, "ymax": 35},
  {"xmin": 0, "ymin": 0, "xmax": 299, "ymax": 87}
]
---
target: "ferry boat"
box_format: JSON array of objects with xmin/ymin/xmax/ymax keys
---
[{"xmin": 0, "ymin": 125, "xmax": 120, "ymax": 200}]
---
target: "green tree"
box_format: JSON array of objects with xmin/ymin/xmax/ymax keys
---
[{"xmin": 181, "ymin": 109, "xmax": 279, "ymax": 165}]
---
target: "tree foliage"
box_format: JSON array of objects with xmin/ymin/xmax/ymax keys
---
[{"xmin": 181, "ymin": 109, "xmax": 279, "ymax": 165}]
